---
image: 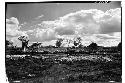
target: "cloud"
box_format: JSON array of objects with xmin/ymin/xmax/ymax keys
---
[
  {"xmin": 99, "ymin": 19, "xmax": 121, "ymax": 34},
  {"xmin": 109, "ymin": 32, "xmax": 121, "ymax": 38},
  {"xmin": 40, "ymin": 8, "xmax": 121, "ymax": 36},
  {"xmin": 80, "ymin": 32, "xmax": 121, "ymax": 47},
  {"xmin": 35, "ymin": 28, "xmax": 56, "ymax": 41},
  {"xmin": 27, "ymin": 28, "xmax": 57, "ymax": 42},
  {"xmin": 6, "ymin": 17, "xmax": 19, "ymax": 25},
  {"xmin": 93, "ymin": 32, "xmax": 121, "ymax": 46},
  {"xmin": 97, "ymin": 39, "xmax": 120, "ymax": 47},
  {"xmin": 6, "ymin": 17, "xmax": 28, "ymax": 47},
  {"xmin": 6, "ymin": 8, "xmax": 121, "ymax": 47},
  {"xmin": 55, "ymin": 26, "xmax": 75, "ymax": 35},
  {"xmin": 57, "ymin": 9, "xmax": 102, "ymax": 35},
  {"xmin": 6, "ymin": 17, "xmax": 27, "ymax": 37},
  {"xmin": 95, "ymin": 33, "xmax": 121, "ymax": 40},
  {"xmin": 99, "ymin": 8, "xmax": 121, "ymax": 33},
  {"xmin": 27, "ymin": 8, "xmax": 120, "ymax": 46},
  {"xmin": 10, "ymin": 37, "xmax": 22, "ymax": 47}
]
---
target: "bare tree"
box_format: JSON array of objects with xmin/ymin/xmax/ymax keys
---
[
  {"xmin": 73, "ymin": 37, "xmax": 82, "ymax": 47},
  {"xmin": 73, "ymin": 41, "xmax": 79, "ymax": 47},
  {"xmin": 18, "ymin": 36, "xmax": 29, "ymax": 52},
  {"xmin": 55, "ymin": 38, "xmax": 63, "ymax": 47},
  {"xmin": 65, "ymin": 39, "xmax": 73, "ymax": 47}
]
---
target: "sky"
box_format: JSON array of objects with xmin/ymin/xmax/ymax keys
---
[{"xmin": 6, "ymin": 1, "xmax": 121, "ymax": 47}]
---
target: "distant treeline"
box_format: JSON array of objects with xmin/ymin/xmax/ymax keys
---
[{"xmin": 6, "ymin": 36, "xmax": 121, "ymax": 55}]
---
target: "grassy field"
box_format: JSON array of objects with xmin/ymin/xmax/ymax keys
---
[{"xmin": 6, "ymin": 52, "xmax": 122, "ymax": 83}]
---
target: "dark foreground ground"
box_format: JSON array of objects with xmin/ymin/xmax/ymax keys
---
[{"xmin": 6, "ymin": 52, "xmax": 122, "ymax": 83}]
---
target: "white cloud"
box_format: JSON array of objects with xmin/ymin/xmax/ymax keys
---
[
  {"xmin": 57, "ymin": 9, "xmax": 101, "ymax": 35},
  {"xmin": 80, "ymin": 33, "xmax": 121, "ymax": 47},
  {"xmin": 111, "ymin": 32, "xmax": 121, "ymax": 38},
  {"xmin": 10, "ymin": 37, "xmax": 22, "ymax": 47},
  {"xmin": 98, "ymin": 39, "xmax": 120, "ymax": 47},
  {"xmin": 94, "ymin": 33, "xmax": 121, "ymax": 40},
  {"xmin": 99, "ymin": 8, "xmax": 121, "ymax": 33},
  {"xmin": 6, "ymin": 8, "xmax": 121, "ymax": 47},
  {"xmin": 27, "ymin": 28, "xmax": 57, "ymax": 42},
  {"xmin": 6, "ymin": 17, "xmax": 27, "ymax": 37},
  {"xmin": 6, "ymin": 17, "xmax": 28, "ymax": 46},
  {"xmin": 29, "ymin": 8, "xmax": 121, "ymax": 46},
  {"xmin": 35, "ymin": 28, "xmax": 56, "ymax": 41},
  {"xmin": 40, "ymin": 8, "xmax": 121, "ymax": 36},
  {"xmin": 55, "ymin": 26, "xmax": 75, "ymax": 35},
  {"xmin": 99, "ymin": 19, "xmax": 121, "ymax": 34},
  {"xmin": 6, "ymin": 17, "xmax": 19, "ymax": 25}
]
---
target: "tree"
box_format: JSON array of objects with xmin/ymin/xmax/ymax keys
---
[
  {"xmin": 55, "ymin": 38, "xmax": 63, "ymax": 47},
  {"xmin": 78, "ymin": 44, "xmax": 83, "ymax": 48},
  {"xmin": 30, "ymin": 42, "xmax": 42, "ymax": 49},
  {"xmin": 29, "ymin": 42, "xmax": 42, "ymax": 52},
  {"xmin": 6, "ymin": 40, "xmax": 13, "ymax": 46},
  {"xmin": 73, "ymin": 41, "xmax": 79, "ymax": 47},
  {"xmin": 18, "ymin": 36, "xmax": 29, "ymax": 51},
  {"xmin": 73, "ymin": 37, "xmax": 82, "ymax": 47},
  {"xmin": 66, "ymin": 39, "xmax": 73, "ymax": 47},
  {"xmin": 118, "ymin": 42, "xmax": 121, "ymax": 51},
  {"xmin": 88, "ymin": 42, "xmax": 98, "ymax": 50},
  {"xmin": 6, "ymin": 40, "xmax": 13, "ymax": 48}
]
